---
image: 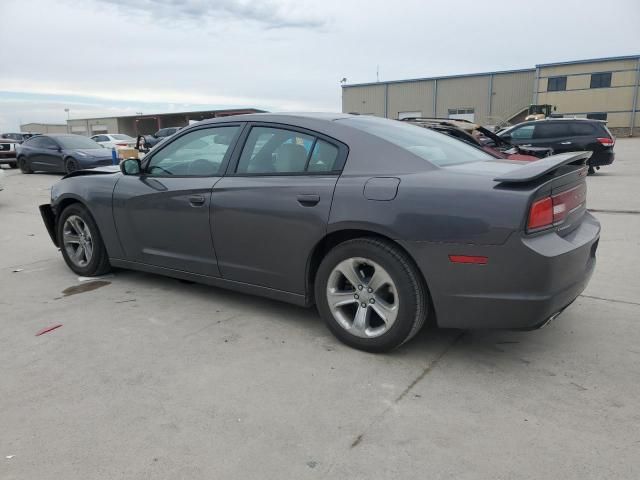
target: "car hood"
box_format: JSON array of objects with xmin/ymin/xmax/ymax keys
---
[
  {"xmin": 62, "ymin": 165, "xmax": 120, "ymax": 179},
  {"xmin": 69, "ymin": 148, "xmax": 112, "ymax": 158}
]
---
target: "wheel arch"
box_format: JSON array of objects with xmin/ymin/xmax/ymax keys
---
[{"xmin": 306, "ymin": 228, "xmax": 435, "ymax": 323}]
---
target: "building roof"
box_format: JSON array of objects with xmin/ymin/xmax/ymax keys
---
[
  {"xmin": 342, "ymin": 68, "xmax": 535, "ymax": 88},
  {"xmin": 68, "ymin": 108, "xmax": 265, "ymax": 122},
  {"xmin": 535, "ymin": 54, "xmax": 640, "ymax": 68}
]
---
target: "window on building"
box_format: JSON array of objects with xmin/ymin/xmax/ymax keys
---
[
  {"xmin": 590, "ymin": 72, "xmax": 612, "ymax": 89},
  {"xmin": 586, "ymin": 112, "xmax": 608, "ymax": 121},
  {"xmin": 447, "ymin": 108, "xmax": 475, "ymax": 122},
  {"xmin": 547, "ymin": 76, "xmax": 567, "ymax": 92}
]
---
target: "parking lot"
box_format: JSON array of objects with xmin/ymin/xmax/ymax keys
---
[{"xmin": 1, "ymin": 139, "xmax": 639, "ymax": 479}]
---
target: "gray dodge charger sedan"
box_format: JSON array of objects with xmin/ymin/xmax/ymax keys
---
[{"xmin": 39, "ymin": 113, "xmax": 599, "ymax": 352}]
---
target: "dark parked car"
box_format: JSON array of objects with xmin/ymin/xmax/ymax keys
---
[
  {"xmin": 0, "ymin": 132, "xmax": 38, "ymax": 143},
  {"xmin": 498, "ymin": 118, "xmax": 615, "ymax": 174},
  {"xmin": 16, "ymin": 134, "xmax": 114, "ymax": 174},
  {"xmin": 39, "ymin": 114, "xmax": 599, "ymax": 352},
  {"xmin": 136, "ymin": 126, "xmax": 183, "ymax": 152}
]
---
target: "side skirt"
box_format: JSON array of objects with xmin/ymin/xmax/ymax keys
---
[{"xmin": 109, "ymin": 258, "xmax": 309, "ymax": 307}]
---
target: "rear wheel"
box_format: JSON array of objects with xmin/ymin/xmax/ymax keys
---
[
  {"xmin": 8, "ymin": 161, "xmax": 17, "ymax": 169},
  {"xmin": 315, "ymin": 238, "xmax": 428, "ymax": 352},
  {"xmin": 18, "ymin": 157, "xmax": 33, "ymax": 174},
  {"xmin": 65, "ymin": 157, "xmax": 79, "ymax": 174},
  {"xmin": 57, "ymin": 203, "xmax": 111, "ymax": 276},
  {"xmin": 588, "ymin": 166, "xmax": 596, "ymax": 175}
]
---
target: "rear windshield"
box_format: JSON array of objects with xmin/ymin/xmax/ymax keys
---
[
  {"xmin": 56, "ymin": 136, "xmax": 102, "ymax": 149},
  {"xmin": 341, "ymin": 116, "xmax": 493, "ymax": 166}
]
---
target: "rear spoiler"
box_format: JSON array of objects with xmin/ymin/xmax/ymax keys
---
[{"xmin": 494, "ymin": 151, "xmax": 591, "ymax": 184}]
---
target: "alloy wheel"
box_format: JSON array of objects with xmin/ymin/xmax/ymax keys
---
[
  {"xmin": 62, "ymin": 215, "xmax": 93, "ymax": 267},
  {"xmin": 326, "ymin": 257, "xmax": 399, "ymax": 338}
]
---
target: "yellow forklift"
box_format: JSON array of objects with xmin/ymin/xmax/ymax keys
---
[{"xmin": 525, "ymin": 104, "xmax": 556, "ymax": 121}]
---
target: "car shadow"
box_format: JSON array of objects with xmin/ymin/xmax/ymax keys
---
[{"xmin": 106, "ymin": 268, "xmax": 565, "ymax": 368}]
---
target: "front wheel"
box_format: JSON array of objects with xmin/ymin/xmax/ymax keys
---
[
  {"xmin": 57, "ymin": 203, "xmax": 111, "ymax": 276},
  {"xmin": 65, "ymin": 157, "xmax": 80, "ymax": 174},
  {"xmin": 18, "ymin": 157, "xmax": 33, "ymax": 174},
  {"xmin": 315, "ymin": 238, "xmax": 428, "ymax": 352},
  {"xmin": 588, "ymin": 166, "xmax": 596, "ymax": 175}
]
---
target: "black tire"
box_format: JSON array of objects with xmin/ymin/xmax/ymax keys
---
[
  {"xmin": 9, "ymin": 161, "xmax": 17, "ymax": 169},
  {"xmin": 56, "ymin": 203, "xmax": 111, "ymax": 276},
  {"xmin": 588, "ymin": 166, "xmax": 596, "ymax": 175},
  {"xmin": 315, "ymin": 237, "xmax": 428, "ymax": 353},
  {"xmin": 18, "ymin": 157, "xmax": 33, "ymax": 174},
  {"xmin": 65, "ymin": 157, "xmax": 79, "ymax": 174}
]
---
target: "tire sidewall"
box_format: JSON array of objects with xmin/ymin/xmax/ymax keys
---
[
  {"xmin": 18, "ymin": 157, "xmax": 32, "ymax": 174},
  {"xmin": 57, "ymin": 204, "xmax": 107, "ymax": 276},
  {"xmin": 315, "ymin": 239, "xmax": 423, "ymax": 352},
  {"xmin": 65, "ymin": 157, "xmax": 79, "ymax": 174}
]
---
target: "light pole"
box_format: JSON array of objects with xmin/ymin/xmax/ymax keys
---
[{"xmin": 64, "ymin": 108, "xmax": 70, "ymax": 133}]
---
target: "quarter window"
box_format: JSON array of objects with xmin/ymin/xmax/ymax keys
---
[
  {"xmin": 590, "ymin": 72, "xmax": 611, "ymax": 89},
  {"xmin": 570, "ymin": 122, "xmax": 597, "ymax": 135},
  {"xmin": 146, "ymin": 126, "xmax": 239, "ymax": 176},
  {"xmin": 547, "ymin": 76, "xmax": 567, "ymax": 92},
  {"xmin": 236, "ymin": 127, "xmax": 318, "ymax": 174}
]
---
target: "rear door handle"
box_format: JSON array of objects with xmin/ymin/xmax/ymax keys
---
[
  {"xmin": 189, "ymin": 194, "xmax": 206, "ymax": 206},
  {"xmin": 560, "ymin": 141, "xmax": 572, "ymax": 145},
  {"xmin": 297, "ymin": 194, "xmax": 320, "ymax": 207}
]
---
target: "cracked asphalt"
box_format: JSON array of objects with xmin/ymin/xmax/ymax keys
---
[{"xmin": 1, "ymin": 139, "xmax": 639, "ymax": 479}]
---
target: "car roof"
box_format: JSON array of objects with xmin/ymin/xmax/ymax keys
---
[{"xmin": 198, "ymin": 112, "xmax": 354, "ymax": 126}]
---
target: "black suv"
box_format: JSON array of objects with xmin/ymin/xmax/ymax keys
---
[{"xmin": 498, "ymin": 118, "xmax": 615, "ymax": 174}]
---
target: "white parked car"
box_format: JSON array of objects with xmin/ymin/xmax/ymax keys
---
[{"xmin": 90, "ymin": 134, "xmax": 136, "ymax": 149}]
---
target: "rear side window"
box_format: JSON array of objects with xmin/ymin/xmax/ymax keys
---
[
  {"xmin": 570, "ymin": 122, "xmax": 597, "ymax": 136},
  {"xmin": 236, "ymin": 127, "xmax": 341, "ymax": 174},
  {"xmin": 534, "ymin": 123, "xmax": 572, "ymax": 138},
  {"xmin": 341, "ymin": 116, "xmax": 492, "ymax": 167}
]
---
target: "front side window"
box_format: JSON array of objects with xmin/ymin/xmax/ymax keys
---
[
  {"xmin": 146, "ymin": 126, "xmax": 239, "ymax": 176},
  {"xmin": 342, "ymin": 116, "xmax": 492, "ymax": 167},
  {"xmin": 56, "ymin": 136, "xmax": 101, "ymax": 149},
  {"xmin": 590, "ymin": 72, "xmax": 611, "ymax": 89},
  {"xmin": 509, "ymin": 125, "xmax": 535, "ymax": 140},
  {"xmin": 236, "ymin": 127, "xmax": 319, "ymax": 174},
  {"xmin": 547, "ymin": 76, "xmax": 567, "ymax": 92}
]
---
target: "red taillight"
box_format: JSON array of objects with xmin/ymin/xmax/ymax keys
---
[
  {"xmin": 528, "ymin": 197, "xmax": 553, "ymax": 231},
  {"xmin": 448, "ymin": 255, "xmax": 488, "ymax": 265},
  {"xmin": 527, "ymin": 183, "xmax": 587, "ymax": 232},
  {"xmin": 116, "ymin": 143, "xmax": 129, "ymax": 147},
  {"xmin": 597, "ymin": 137, "xmax": 614, "ymax": 147}
]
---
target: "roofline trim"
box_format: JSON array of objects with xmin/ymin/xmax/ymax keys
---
[
  {"xmin": 535, "ymin": 54, "xmax": 640, "ymax": 68},
  {"xmin": 66, "ymin": 108, "xmax": 266, "ymax": 122},
  {"xmin": 342, "ymin": 68, "xmax": 536, "ymax": 88}
]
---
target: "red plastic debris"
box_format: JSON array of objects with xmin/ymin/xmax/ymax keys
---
[{"xmin": 35, "ymin": 324, "xmax": 63, "ymax": 336}]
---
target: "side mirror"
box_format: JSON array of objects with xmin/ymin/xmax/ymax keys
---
[{"xmin": 120, "ymin": 158, "xmax": 141, "ymax": 175}]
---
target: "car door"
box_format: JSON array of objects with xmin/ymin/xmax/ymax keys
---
[
  {"xmin": 502, "ymin": 124, "xmax": 535, "ymax": 147},
  {"xmin": 212, "ymin": 123, "xmax": 347, "ymax": 294},
  {"xmin": 31, "ymin": 137, "xmax": 63, "ymax": 171},
  {"xmin": 112, "ymin": 124, "xmax": 243, "ymax": 276},
  {"xmin": 532, "ymin": 122, "xmax": 577, "ymax": 153}
]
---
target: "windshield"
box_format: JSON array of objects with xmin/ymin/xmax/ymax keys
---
[
  {"xmin": 112, "ymin": 134, "xmax": 133, "ymax": 140},
  {"xmin": 56, "ymin": 136, "xmax": 102, "ymax": 149},
  {"xmin": 341, "ymin": 116, "xmax": 493, "ymax": 166}
]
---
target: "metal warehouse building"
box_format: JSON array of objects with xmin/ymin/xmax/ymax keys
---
[{"xmin": 342, "ymin": 55, "xmax": 640, "ymax": 136}]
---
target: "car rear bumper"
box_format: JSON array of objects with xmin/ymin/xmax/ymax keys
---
[
  {"xmin": 589, "ymin": 149, "xmax": 614, "ymax": 166},
  {"xmin": 0, "ymin": 151, "xmax": 17, "ymax": 162},
  {"xmin": 400, "ymin": 212, "xmax": 600, "ymax": 329}
]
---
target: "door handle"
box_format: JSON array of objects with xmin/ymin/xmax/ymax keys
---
[
  {"xmin": 189, "ymin": 194, "xmax": 206, "ymax": 206},
  {"xmin": 297, "ymin": 194, "xmax": 320, "ymax": 207},
  {"xmin": 560, "ymin": 141, "xmax": 572, "ymax": 145}
]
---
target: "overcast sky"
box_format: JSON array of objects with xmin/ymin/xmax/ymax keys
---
[{"xmin": 1, "ymin": 0, "xmax": 639, "ymax": 131}]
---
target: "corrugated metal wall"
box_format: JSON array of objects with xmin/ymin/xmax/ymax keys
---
[
  {"xmin": 342, "ymin": 70, "xmax": 535, "ymax": 125},
  {"xmin": 342, "ymin": 84, "xmax": 386, "ymax": 117}
]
